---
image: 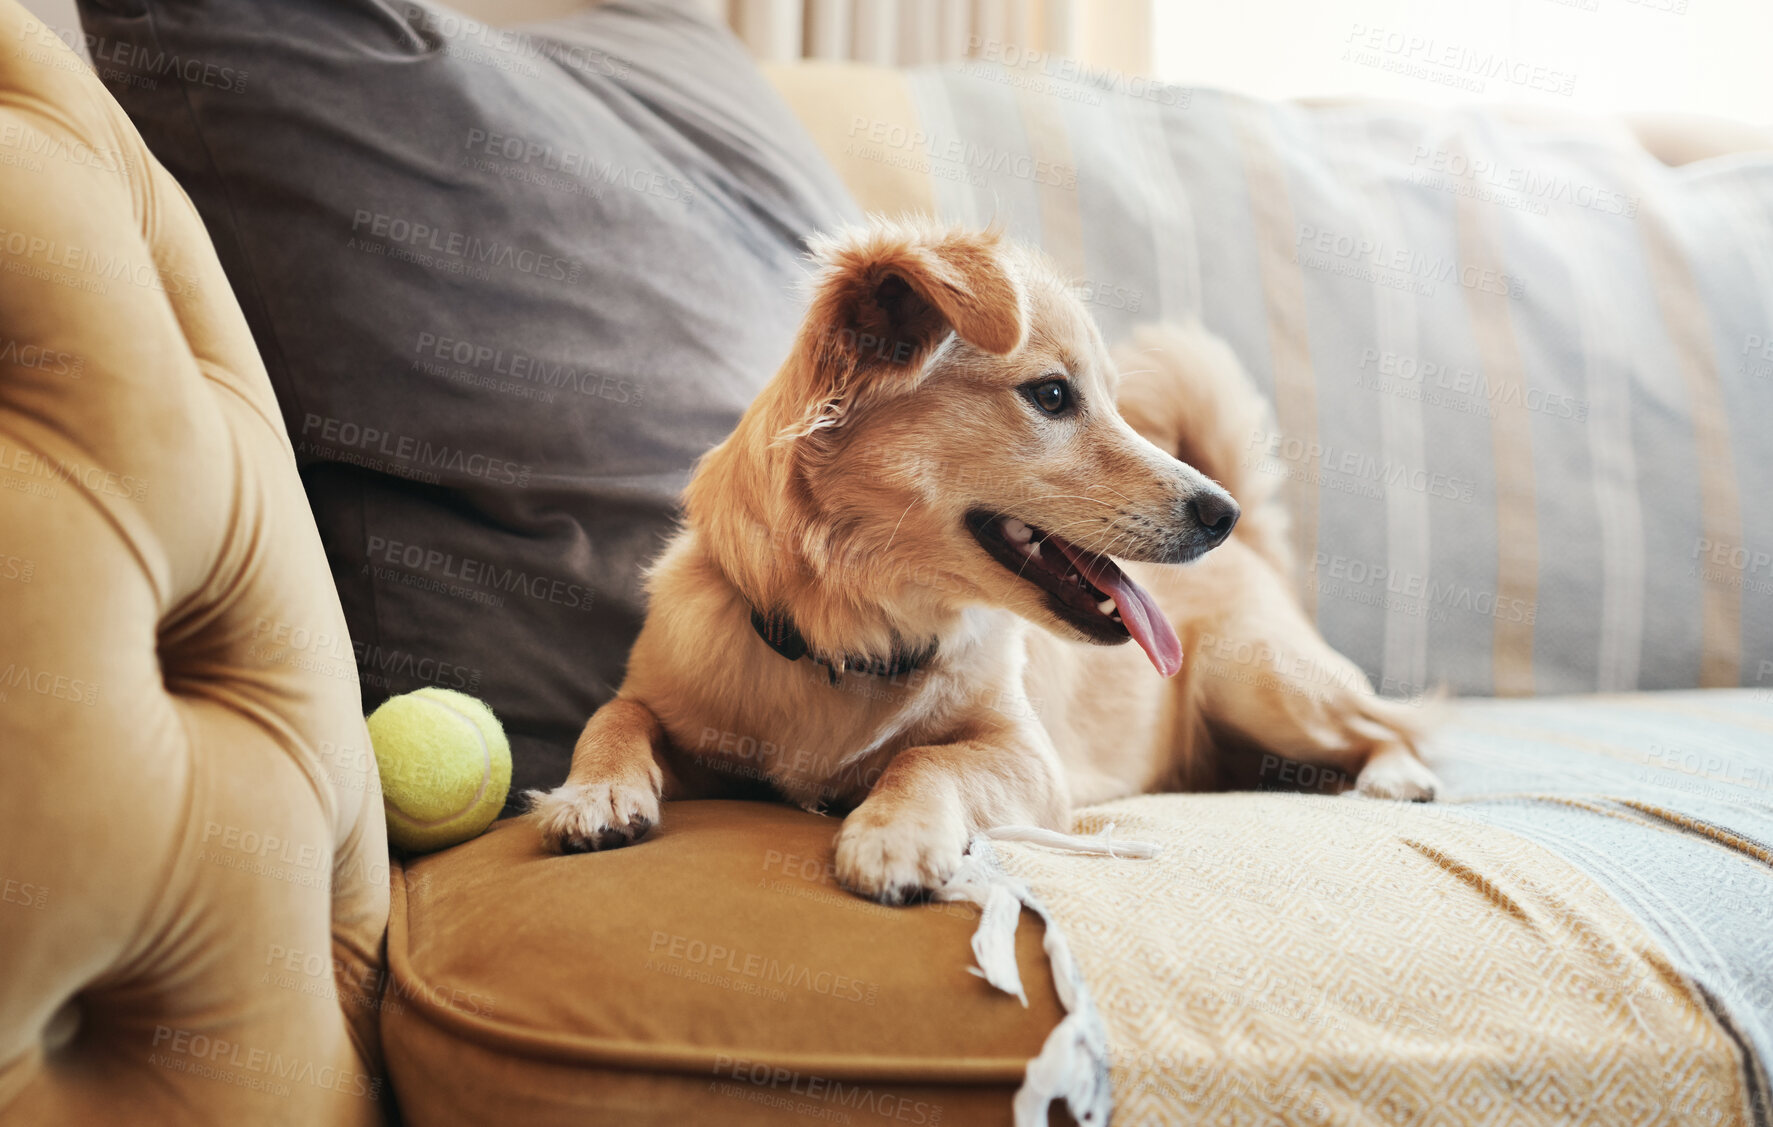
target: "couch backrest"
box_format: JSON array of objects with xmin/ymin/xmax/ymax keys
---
[
  {"xmin": 769, "ymin": 62, "xmax": 1773, "ymax": 699},
  {"xmin": 0, "ymin": 4, "xmax": 388, "ymax": 1122}
]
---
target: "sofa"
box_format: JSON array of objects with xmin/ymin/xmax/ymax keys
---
[{"xmin": 4, "ymin": 1, "xmax": 1772, "ymax": 1124}]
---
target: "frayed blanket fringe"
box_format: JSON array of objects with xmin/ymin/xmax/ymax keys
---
[{"xmin": 935, "ymin": 824, "xmax": 1158, "ymax": 1127}]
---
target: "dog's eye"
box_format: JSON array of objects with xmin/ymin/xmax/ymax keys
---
[{"xmin": 1025, "ymin": 379, "xmax": 1072, "ymax": 417}]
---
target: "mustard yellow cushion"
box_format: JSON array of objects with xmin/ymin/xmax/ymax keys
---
[{"xmin": 384, "ymin": 802, "xmax": 1061, "ymax": 1126}]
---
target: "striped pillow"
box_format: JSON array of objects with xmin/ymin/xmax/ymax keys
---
[{"xmin": 771, "ymin": 64, "xmax": 1773, "ymax": 698}]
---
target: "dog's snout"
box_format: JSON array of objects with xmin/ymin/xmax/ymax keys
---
[
  {"xmin": 1188, "ymin": 488, "xmax": 1240, "ymax": 544},
  {"xmin": 1161, "ymin": 485, "xmax": 1239, "ymax": 563}
]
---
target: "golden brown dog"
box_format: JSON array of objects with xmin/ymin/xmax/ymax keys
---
[{"xmin": 530, "ymin": 219, "xmax": 1439, "ymax": 903}]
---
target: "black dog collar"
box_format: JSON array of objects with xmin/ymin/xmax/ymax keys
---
[{"xmin": 749, "ymin": 607, "xmax": 936, "ymax": 684}]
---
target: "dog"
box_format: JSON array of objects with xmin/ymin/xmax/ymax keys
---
[{"xmin": 529, "ymin": 219, "xmax": 1440, "ymax": 903}]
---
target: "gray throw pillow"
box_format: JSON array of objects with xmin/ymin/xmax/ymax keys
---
[{"xmin": 75, "ymin": 0, "xmax": 858, "ymax": 804}]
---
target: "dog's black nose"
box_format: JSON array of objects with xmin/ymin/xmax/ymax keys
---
[{"xmin": 1188, "ymin": 489, "xmax": 1240, "ymax": 543}]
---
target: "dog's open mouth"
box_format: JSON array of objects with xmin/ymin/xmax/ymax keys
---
[{"xmin": 966, "ymin": 511, "xmax": 1184, "ymax": 677}]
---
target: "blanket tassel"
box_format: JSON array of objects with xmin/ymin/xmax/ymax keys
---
[{"xmin": 937, "ymin": 824, "xmax": 1157, "ymax": 1127}]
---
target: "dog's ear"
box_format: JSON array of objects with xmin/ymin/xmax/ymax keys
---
[{"xmin": 804, "ymin": 223, "xmax": 1026, "ymax": 387}]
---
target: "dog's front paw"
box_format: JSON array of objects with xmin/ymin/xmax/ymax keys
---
[
  {"xmin": 834, "ymin": 800, "xmax": 970, "ymax": 905},
  {"xmin": 1352, "ymin": 746, "xmax": 1441, "ymax": 802},
  {"xmin": 527, "ymin": 778, "xmax": 661, "ymax": 853}
]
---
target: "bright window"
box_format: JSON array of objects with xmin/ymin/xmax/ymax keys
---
[{"xmin": 1152, "ymin": 0, "xmax": 1773, "ymax": 123}]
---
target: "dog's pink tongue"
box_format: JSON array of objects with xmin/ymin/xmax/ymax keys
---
[{"xmin": 1050, "ymin": 539, "xmax": 1184, "ymax": 678}]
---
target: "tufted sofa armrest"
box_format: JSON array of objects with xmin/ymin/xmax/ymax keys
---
[{"xmin": 0, "ymin": 4, "xmax": 389, "ymax": 1124}]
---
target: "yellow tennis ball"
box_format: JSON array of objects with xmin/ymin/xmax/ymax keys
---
[{"xmin": 367, "ymin": 688, "xmax": 511, "ymax": 853}]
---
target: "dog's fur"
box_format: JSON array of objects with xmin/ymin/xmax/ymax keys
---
[{"xmin": 530, "ymin": 220, "xmax": 1439, "ymax": 903}]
